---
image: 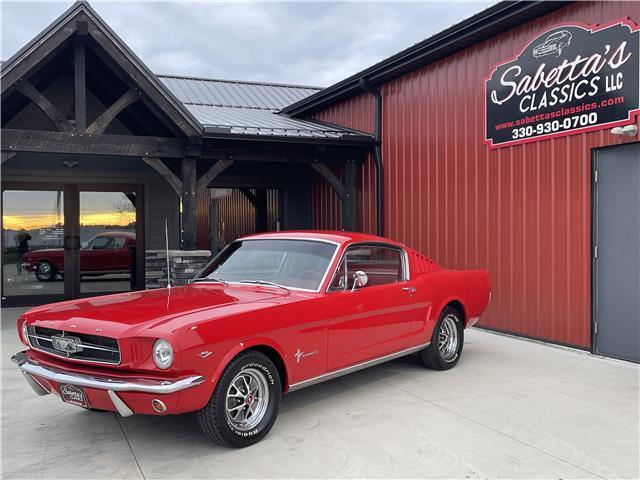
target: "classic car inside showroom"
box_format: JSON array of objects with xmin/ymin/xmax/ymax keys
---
[{"xmin": 1, "ymin": 0, "xmax": 638, "ymax": 478}]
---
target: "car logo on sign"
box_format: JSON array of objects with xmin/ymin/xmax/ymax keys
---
[{"xmin": 51, "ymin": 335, "xmax": 83, "ymax": 354}]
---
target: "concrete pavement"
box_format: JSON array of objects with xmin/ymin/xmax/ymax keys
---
[{"xmin": 2, "ymin": 306, "xmax": 638, "ymax": 479}]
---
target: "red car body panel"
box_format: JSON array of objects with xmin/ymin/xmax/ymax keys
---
[
  {"xmin": 15, "ymin": 231, "xmax": 490, "ymax": 415},
  {"xmin": 21, "ymin": 231, "xmax": 135, "ymax": 274}
]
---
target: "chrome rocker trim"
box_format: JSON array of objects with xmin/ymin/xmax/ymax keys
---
[
  {"xmin": 11, "ymin": 351, "xmax": 205, "ymax": 395},
  {"xmin": 287, "ymin": 342, "xmax": 429, "ymax": 392}
]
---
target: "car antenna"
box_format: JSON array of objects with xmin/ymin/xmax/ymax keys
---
[{"xmin": 165, "ymin": 218, "xmax": 171, "ymax": 289}]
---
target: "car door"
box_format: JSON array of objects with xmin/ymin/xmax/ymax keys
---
[
  {"xmin": 80, "ymin": 236, "xmax": 116, "ymax": 272},
  {"xmin": 326, "ymin": 243, "xmax": 419, "ymax": 370},
  {"xmin": 111, "ymin": 237, "xmax": 132, "ymax": 271}
]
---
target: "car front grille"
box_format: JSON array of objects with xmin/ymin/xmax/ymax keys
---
[{"xmin": 26, "ymin": 325, "xmax": 120, "ymax": 365}]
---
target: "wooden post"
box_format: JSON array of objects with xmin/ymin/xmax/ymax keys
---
[
  {"xmin": 342, "ymin": 162, "xmax": 357, "ymax": 231},
  {"xmin": 209, "ymin": 203, "xmax": 218, "ymax": 254},
  {"xmin": 256, "ymin": 189, "xmax": 268, "ymax": 233},
  {"xmin": 181, "ymin": 156, "xmax": 198, "ymax": 250}
]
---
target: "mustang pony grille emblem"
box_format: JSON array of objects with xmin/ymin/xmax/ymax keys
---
[
  {"xmin": 51, "ymin": 335, "xmax": 83, "ymax": 355},
  {"xmin": 294, "ymin": 348, "xmax": 319, "ymax": 364}
]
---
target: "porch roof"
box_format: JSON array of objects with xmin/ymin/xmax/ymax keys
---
[{"xmin": 159, "ymin": 75, "xmax": 372, "ymax": 141}]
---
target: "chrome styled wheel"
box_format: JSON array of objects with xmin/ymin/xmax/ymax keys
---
[
  {"xmin": 438, "ymin": 314, "xmax": 459, "ymax": 362},
  {"xmin": 198, "ymin": 351, "xmax": 281, "ymax": 447},
  {"xmin": 225, "ymin": 367, "xmax": 270, "ymax": 432},
  {"xmin": 35, "ymin": 261, "xmax": 55, "ymax": 281},
  {"xmin": 419, "ymin": 305, "xmax": 464, "ymax": 370}
]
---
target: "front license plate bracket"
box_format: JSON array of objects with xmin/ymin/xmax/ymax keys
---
[{"xmin": 60, "ymin": 384, "xmax": 89, "ymax": 408}]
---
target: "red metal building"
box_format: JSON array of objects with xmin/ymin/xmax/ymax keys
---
[{"xmin": 284, "ymin": 0, "xmax": 640, "ymax": 359}]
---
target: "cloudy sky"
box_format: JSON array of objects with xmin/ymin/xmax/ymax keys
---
[{"xmin": 1, "ymin": 1, "xmax": 491, "ymax": 87}]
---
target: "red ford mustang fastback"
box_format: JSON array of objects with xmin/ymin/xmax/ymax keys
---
[
  {"xmin": 21, "ymin": 231, "xmax": 135, "ymax": 281},
  {"xmin": 13, "ymin": 231, "xmax": 490, "ymax": 447}
]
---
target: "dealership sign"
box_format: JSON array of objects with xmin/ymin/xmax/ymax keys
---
[{"xmin": 485, "ymin": 19, "xmax": 640, "ymax": 148}]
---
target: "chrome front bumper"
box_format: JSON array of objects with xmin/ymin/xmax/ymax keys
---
[{"xmin": 12, "ymin": 351, "xmax": 206, "ymax": 416}]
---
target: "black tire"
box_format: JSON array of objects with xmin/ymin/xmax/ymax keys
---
[
  {"xmin": 419, "ymin": 306, "xmax": 464, "ymax": 370},
  {"xmin": 197, "ymin": 350, "xmax": 281, "ymax": 448},
  {"xmin": 35, "ymin": 261, "xmax": 56, "ymax": 282}
]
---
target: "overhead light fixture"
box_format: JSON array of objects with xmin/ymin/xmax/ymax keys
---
[
  {"xmin": 610, "ymin": 125, "xmax": 638, "ymax": 137},
  {"xmin": 210, "ymin": 188, "xmax": 233, "ymax": 199},
  {"xmin": 61, "ymin": 160, "xmax": 79, "ymax": 168}
]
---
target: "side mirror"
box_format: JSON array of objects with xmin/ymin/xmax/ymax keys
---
[{"xmin": 351, "ymin": 270, "xmax": 368, "ymax": 292}]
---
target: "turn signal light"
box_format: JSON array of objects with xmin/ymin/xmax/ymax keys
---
[{"xmin": 151, "ymin": 399, "xmax": 167, "ymax": 413}]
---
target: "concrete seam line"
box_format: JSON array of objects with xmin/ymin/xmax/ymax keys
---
[
  {"xmin": 362, "ymin": 371, "xmax": 608, "ymax": 480},
  {"xmin": 114, "ymin": 412, "xmax": 147, "ymax": 480},
  {"xmin": 470, "ymin": 327, "xmax": 638, "ymax": 367}
]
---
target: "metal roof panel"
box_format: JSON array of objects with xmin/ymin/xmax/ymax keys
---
[
  {"xmin": 186, "ymin": 104, "xmax": 371, "ymax": 140},
  {"xmin": 159, "ymin": 75, "xmax": 321, "ymax": 110}
]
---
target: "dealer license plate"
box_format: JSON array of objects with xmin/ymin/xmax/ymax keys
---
[{"xmin": 60, "ymin": 384, "xmax": 89, "ymax": 408}]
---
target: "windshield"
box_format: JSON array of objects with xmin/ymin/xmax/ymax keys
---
[{"xmin": 196, "ymin": 239, "xmax": 338, "ymax": 291}]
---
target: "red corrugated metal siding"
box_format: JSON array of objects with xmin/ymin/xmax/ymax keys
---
[
  {"xmin": 196, "ymin": 189, "xmax": 280, "ymax": 249},
  {"xmin": 309, "ymin": 1, "xmax": 640, "ymax": 348}
]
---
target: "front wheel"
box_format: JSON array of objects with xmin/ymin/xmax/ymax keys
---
[
  {"xmin": 419, "ymin": 306, "xmax": 464, "ymax": 370},
  {"xmin": 35, "ymin": 261, "xmax": 56, "ymax": 282},
  {"xmin": 197, "ymin": 351, "xmax": 281, "ymax": 448}
]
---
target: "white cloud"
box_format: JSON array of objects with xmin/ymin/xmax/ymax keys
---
[{"xmin": 1, "ymin": 1, "xmax": 491, "ymax": 87}]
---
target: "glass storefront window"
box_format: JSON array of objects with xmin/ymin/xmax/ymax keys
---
[{"xmin": 2, "ymin": 190, "xmax": 65, "ymax": 298}]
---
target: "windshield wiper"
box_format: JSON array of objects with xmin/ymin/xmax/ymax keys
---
[
  {"xmin": 238, "ymin": 279, "xmax": 291, "ymax": 292},
  {"xmin": 192, "ymin": 277, "xmax": 228, "ymax": 285}
]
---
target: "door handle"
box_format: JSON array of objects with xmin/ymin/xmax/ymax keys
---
[{"xmin": 402, "ymin": 286, "xmax": 416, "ymax": 294}]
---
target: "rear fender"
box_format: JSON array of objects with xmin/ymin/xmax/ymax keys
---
[{"xmin": 437, "ymin": 296, "xmax": 468, "ymax": 327}]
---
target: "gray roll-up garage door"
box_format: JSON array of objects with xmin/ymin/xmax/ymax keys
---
[{"xmin": 594, "ymin": 142, "xmax": 640, "ymax": 363}]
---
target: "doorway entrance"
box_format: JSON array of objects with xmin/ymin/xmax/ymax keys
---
[
  {"xmin": 1, "ymin": 182, "xmax": 144, "ymax": 307},
  {"xmin": 592, "ymin": 142, "xmax": 640, "ymax": 363},
  {"xmin": 205, "ymin": 188, "xmax": 281, "ymax": 254}
]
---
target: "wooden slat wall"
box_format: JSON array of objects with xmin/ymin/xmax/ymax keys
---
[{"xmin": 197, "ymin": 188, "xmax": 279, "ymax": 249}]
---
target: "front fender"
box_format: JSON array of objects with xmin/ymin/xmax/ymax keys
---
[{"xmin": 206, "ymin": 337, "xmax": 289, "ymax": 395}]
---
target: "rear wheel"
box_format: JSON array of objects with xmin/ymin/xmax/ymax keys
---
[
  {"xmin": 197, "ymin": 350, "xmax": 281, "ymax": 448},
  {"xmin": 35, "ymin": 261, "xmax": 56, "ymax": 282},
  {"xmin": 419, "ymin": 306, "xmax": 464, "ymax": 370}
]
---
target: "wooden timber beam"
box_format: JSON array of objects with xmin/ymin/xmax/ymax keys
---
[
  {"xmin": 196, "ymin": 159, "xmax": 234, "ymax": 192},
  {"xmin": 86, "ymin": 21, "xmax": 201, "ymax": 137},
  {"xmin": 86, "ymin": 89, "xmax": 140, "ymax": 135},
  {"xmin": 74, "ymin": 38, "xmax": 87, "ymax": 132},
  {"xmin": 182, "ymin": 156, "xmax": 198, "ymax": 250},
  {"xmin": 342, "ymin": 163, "xmax": 357, "ymax": 231},
  {"xmin": 239, "ymin": 188, "xmax": 258, "ymax": 207},
  {"xmin": 15, "ymin": 80, "xmax": 74, "ymax": 132},
  {"xmin": 310, "ymin": 162, "xmax": 346, "ymax": 200},
  {"xmin": 2, "ymin": 129, "xmax": 186, "ymax": 158},
  {"xmin": 0, "ymin": 19, "xmax": 77, "ymax": 92},
  {"xmin": 255, "ymin": 189, "xmax": 268, "ymax": 233},
  {"xmin": 142, "ymin": 157, "xmax": 182, "ymax": 196}
]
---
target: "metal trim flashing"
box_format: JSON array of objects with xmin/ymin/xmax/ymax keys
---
[{"xmin": 288, "ymin": 342, "xmax": 429, "ymax": 392}]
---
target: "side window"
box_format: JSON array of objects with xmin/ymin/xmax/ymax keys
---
[
  {"xmin": 88, "ymin": 236, "xmax": 114, "ymax": 249},
  {"xmin": 330, "ymin": 245, "xmax": 404, "ymax": 290},
  {"xmin": 113, "ymin": 237, "xmax": 126, "ymax": 249}
]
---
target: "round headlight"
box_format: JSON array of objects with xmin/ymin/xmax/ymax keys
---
[{"xmin": 153, "ymin": 339, "xmax": 173, "ymax": 370}]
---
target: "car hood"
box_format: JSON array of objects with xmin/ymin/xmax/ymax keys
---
[
  {"xmin": 23, "ymin": 248, "xmax": 63, "ymax": 256},
  {"xmin": 22, "ymin": 284, "xmax": 286, "ymax": 338}
]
